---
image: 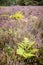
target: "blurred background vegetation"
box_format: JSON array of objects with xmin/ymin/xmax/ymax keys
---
[{"xmin": 0, "ymin": 0, "xmax": 43, "ymax": 6}]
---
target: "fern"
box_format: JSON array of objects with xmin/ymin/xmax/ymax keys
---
[
  {"xmin": 10, "ymin": 11, "xmax": 24, "ymax": 21},
  {"xmin": 17, "ymin": 37, "xmax": 38, "ymax": 59}
]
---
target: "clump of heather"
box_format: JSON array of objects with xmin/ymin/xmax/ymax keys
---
[{"xmin": 0, "ymin": 9, "xmax": 43, "ymax": 65}]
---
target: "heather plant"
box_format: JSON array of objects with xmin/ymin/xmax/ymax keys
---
[
  {"xmin": 38, "ymin": 47, "xmax": 43, "ymax": 65},
  {"xmin": 0, "ymin": 8, "xmax": 43, "ymax": 65}
]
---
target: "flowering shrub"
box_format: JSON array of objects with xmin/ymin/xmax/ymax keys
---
[{"xmin": 0, "ymin": 8, "xmax": 43, "ymax": 65}]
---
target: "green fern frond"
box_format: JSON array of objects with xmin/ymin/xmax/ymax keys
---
[
  {"xmin": 17, "ymin": 37, "xmax": 38, "ymax": 59},
  {"xmin": 10, "ymin": 11, "xmax": 24, "ymax": 21}
]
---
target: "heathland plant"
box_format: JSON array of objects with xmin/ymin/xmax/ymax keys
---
[
  {"xmin": 10, "ymin": 11, "xmax": 24, "ymax": 21},
  {"xmin": 17, "ymin": 37, "xmax": 38, "ymax": 59}
]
